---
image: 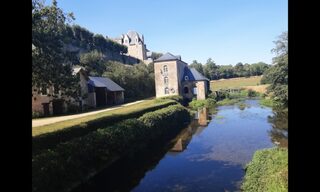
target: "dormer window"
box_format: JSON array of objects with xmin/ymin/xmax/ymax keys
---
[
  {"xmin": 185, "ymin": 76, "xmax": 189, "ymax": 80},
  {"xmin": 163, "ymin": 65, "xmax": 168, "ymax": 73}
]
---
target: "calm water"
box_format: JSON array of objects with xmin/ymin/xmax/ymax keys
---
[{"xmin": 74, "ymin": 99, "xmax": 287, "ymax": 192}]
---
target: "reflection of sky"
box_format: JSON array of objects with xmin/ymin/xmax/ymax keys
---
[{"xmin": 132, "ymin": 100, "xmax": 275, "ymax": 192}]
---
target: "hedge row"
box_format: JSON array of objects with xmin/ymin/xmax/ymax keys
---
[
  {"xmin": 32, "ymin": 104, "xmax": 191, "ymax": 192},
  {"xmin": 33, "ymin": 100, "xmax": 176, "ymax": 156}
]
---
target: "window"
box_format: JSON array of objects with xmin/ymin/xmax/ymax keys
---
[
  {"xmin": 164, "ymin": 77, "xmax": 168, "ymax": 84},
  {"xmin": 193, "ymin": 87, "xmax": 197, "ymax": 95},
  {"xmin": 163, "ymin": 65, "xmax": 168, "ymax": 73},
  {"xmin": 165, "ymin": 87, "xmax": 169, "ymax": 94},
  {"xmin": 185, "ymin": 76, "xmax": 189, "ymax": 80}
]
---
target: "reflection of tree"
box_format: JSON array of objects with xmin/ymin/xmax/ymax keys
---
[{"xmin": 268, "ymin": 110, "xmax": 288, "ymax": 148}]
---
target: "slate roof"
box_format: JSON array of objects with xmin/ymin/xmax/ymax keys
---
[
  {"xmin": 88, "ymin": 76, "xmax": 125, "ymax": 91},
  {"xmin": 183, "ymin": 67, "xmax": 209, "ymax": 81},
  {"xmin": 154, "ymin": 52, "xmax": 181, "ymax": 62}
]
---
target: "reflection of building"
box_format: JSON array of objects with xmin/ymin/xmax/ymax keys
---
[
  {"xmin": 154, "ymin": 53, "xmax": 210, "ymax": 100},
  {"xmin": 170, "ymin": 108, "xmax": 210, "ymax": 152},
  {"xmin": 197, "ymin": 107, "xmax": 209, "ymax": 126}
]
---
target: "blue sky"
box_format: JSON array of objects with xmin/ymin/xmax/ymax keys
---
[{"xmin": 51, "ymin": 0, "xmax": 287, "ymax": 65}]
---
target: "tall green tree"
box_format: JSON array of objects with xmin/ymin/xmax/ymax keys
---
[
  {"xmin": 189, "ymin": 60, "xmax": 204, "ymax": 75},
  {"xmin": 32, "ymin": 0, "xmax": 77, "ymax": 96},
  {"xmin": 261, "ymin": 32, "xmax": 288, "ymax": 107},
  {"xmin": 204, "ymin": 58, "xmax": 218, "ymax": 80},
  {"xmin": 79, "ymin": 50, "xmax": 105, "ymax": 76}
]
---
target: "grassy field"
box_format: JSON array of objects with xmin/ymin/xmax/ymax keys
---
[
  {"xmin": 32, "ymin": 99, "xmax": 174, "ymax": 136},
  {"xmin": 242, "ymin": 147, "xmax": 288, "ymax": 192},
  {"xmin": 210, "ymin": 76, "xmax": 265, "ymax": 91}
]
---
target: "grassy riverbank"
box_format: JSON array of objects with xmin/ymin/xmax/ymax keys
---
[
  {"xmin": 242, "ymin": 147, "xmax": 288, "ymax": 192},
  {"xmin": 33, "ymin": 99, "xmax": 177, "ymax": 155},
  {"xmin": 32, "ymin": 104, "xmax": 191, "ymax": 192}
]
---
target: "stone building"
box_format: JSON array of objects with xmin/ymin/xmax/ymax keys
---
[
  {"xmin": 32, "ymin": 66, "xmax": 124, "ymax": 116},
  {"xmin": 154, "ymin": 52, "xmax": 209, "ymax": 100},
  {"xmin": 111, "ymin": 30, "xmax": 153, "ymax": 64}
]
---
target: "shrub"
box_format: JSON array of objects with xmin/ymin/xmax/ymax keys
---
[
  {"xmin": 32, "ymin": 100, "xmax": 176, "ymax": 156},
  {"xmin": 155, "ymin": 95, "xmax": 183, "ymax": 104},
  {"xmin": 242, "ymin": 148, "xmax": 288, "ymax": 192},
  {"xmin": 188, "ymin": 98, "xmax": 216, "ymax": 110},
  {"xmin": 247, "ymin": 89, "xmax": 258, "ymax": 97},
  {"xmin": 32, "ymin": 104, "xmax": 191, "ymax": 192}
]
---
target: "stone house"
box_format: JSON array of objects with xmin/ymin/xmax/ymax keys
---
[
  {"xmin": 32, "ymin": 66, "xmax": 124, "ymax": 116},
  {"xmin": 154, "ymin": 52, "xmax": 209, "ymax": 100}
]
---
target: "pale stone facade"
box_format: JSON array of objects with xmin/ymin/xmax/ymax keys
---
[
  {"xmin": 111, "ymin": 30, "xmax": 153, "ymax": 64},
  {"xmin": 154, "ymin": 53, "xmax": 209, "ymax": 100}
]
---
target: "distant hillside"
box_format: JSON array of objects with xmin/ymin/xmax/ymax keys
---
[{"xmin": 63, "ymin": 25, "xmax": 140, "ymax": 65}]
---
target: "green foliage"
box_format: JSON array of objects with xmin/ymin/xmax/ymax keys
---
[
  {"xmin": 189, "ymin": 60, "xmax": 204, "ymax": 75},
  {"xmin": 32, "ymin": 100, "xmax": 176, "ymax": 156},
  {"xmin": 150, "ymin": 52, "xmax": 163, "ymax": 60},
  {"xmin": 32, "ymin": 104, "xmax": 191, "ymax": 192},
  {"xmin": 259, "ymin": 98, "xmax": 275, "ymax": 108},
  {"xmin": 216, "ymin": 98, "xmax": 242, "ymax": 106},
  {"xmin": 32, "ymin": 0, "xmax": 77, "ymax": 94},
  {"xmin": 261, "ymin": 32, "xmax": 288, "ymax": 108},
  {"xmin": 104, "ymin": 61, "xmax": 155, "ymax": 100},
  {"xmin": 242, "ymin": 148, "xmax": 288, "ymax": 192},
  {"xmin": 188, "ymin": 98, "xmax": 216, "ymax": 110},
  {"xmin": 189, "ymin": 58, "xmax": 270, "ymax": 80},
  {"xmin": 247, "ymin": 89, "xmax": 258, "ymax": 97},
  {"xmin": 155, "ymin": 95, "xmax": 184, "ymax": 104},
  {"xmin": 79, "ymin": 50, "xmax": 105, "ymax": 76}
]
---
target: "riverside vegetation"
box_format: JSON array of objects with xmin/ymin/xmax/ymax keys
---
[{"xmin": 32, "ymin": 100, "xmax": 192, "ymax": 192}]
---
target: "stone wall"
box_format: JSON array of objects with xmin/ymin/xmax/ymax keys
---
[{"xmin": 154, "ymin": 60, "xmax": 180, "ymax": 98}]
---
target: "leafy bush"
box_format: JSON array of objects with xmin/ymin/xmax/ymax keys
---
[
  {"xmin": 33, "ymin": 100, "xmax": 176, "ymax": 156},
  {"xmin": 155, "ymin": 95, "xmax": 183, "ymax": 104},
  {"xmin": 247, "ymin": 89, "xmax": 258, "ymax": 97},
  {"xmin": 32, "ymin": 104, "xmax": 191, "ymax": 192},
  {"xmin": 242, "ymin": 148, "xmax": 288, "ymax": 192},
  {"xmin": 188, "ymin": 98, "xmax": 216, "ymax": 110}
]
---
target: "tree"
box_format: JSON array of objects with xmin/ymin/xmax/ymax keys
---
[
  {"xmin": 79, "ymin": 50, "xmax": 105, "ymax": 76},
  {"xmin": 261, "ymin": 31, "xmax": 288, "ymax": 107},
  {"xmin": 189, "ymin": 60, "xmax": 204, "ymax": 75},
  {"xmin": 204, "ymin": 58, "xmax": 218, "ymax": 80},
  {"xmin": 32, "ymin": 0, "xmax": 77, "ymax": 97},
  {"xmin": 150, "ymin": 52, "xmax": 163, "ymax": 60}
]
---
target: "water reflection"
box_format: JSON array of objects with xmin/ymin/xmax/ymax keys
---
[
  {"xmin": 268, "ymin": 110, "xmax": 288, "ymax": 148},
  {"xmin": 170, "ymin": 108, "xmax": 210, "ymax": 153},
  {"xmin": 73, "ymin": 100, "xmax": 285, "ymax": 192}
]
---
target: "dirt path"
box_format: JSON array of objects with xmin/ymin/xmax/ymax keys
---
[{"xmin": 32, "ymin": 100, "xmax": 145, "ymax": 127}]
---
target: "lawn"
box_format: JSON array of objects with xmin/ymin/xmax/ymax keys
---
[
  {"xmin": 210, "ymin": 76, "xmax": 263, "ymax": 91},
  {"xmin": 32, "ymin": 99, "xmax": 175, "ymax": 136}
]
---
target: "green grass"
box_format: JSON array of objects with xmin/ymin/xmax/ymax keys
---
[
  {"xmin": 242, "ymin": 147, "xmax": 288, "ymax": 192},
  {"xmin": 210, "ymin": 76, "xmax": 262, "ymax": 91},
  {"xmin": 32, "ymin": 99, "xmax": 175, "ymax": 137},
  {"xmin": 260, "ymin": 98, "xmax": 275, "ymax": 108}
]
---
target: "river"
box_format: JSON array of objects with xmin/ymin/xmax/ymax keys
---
[{"xmin": 74, "ymin": 99, "xmax": 288, "ymax": 192}]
